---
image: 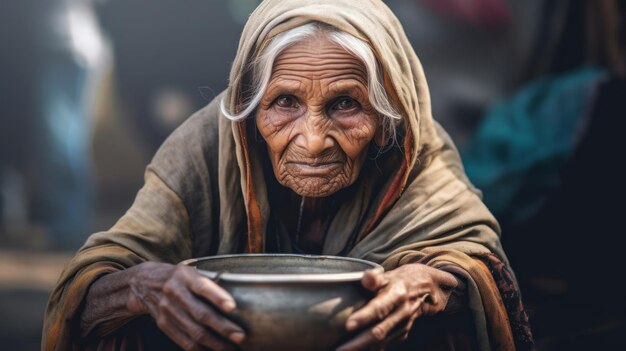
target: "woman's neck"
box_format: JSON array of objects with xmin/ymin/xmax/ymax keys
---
[
  {"xmin": 290, "ymin": 192, "xmax": 332, "ymax": 215},
  {"xmin": 294, "ymin": 195, "xmax": 334, "ymax": 254},
  {"xmin": 272, "ymin": 190, "xmax": 336, "ymax": 254}
]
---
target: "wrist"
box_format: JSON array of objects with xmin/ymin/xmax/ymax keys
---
[{"xmin": 126, "ymin": 264, "xmax": 150, "ymax": 315}]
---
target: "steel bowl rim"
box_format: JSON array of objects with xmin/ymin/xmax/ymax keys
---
[{"xmin": 180, "ymin": 253, "xmax": 382, "ymax": 283}]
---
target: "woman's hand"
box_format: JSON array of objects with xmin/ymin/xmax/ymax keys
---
[
  {"xmin": 126, "ymin": 262, "xmax": 245, "ymax": 351},
  {"xmin": 81, "ymin": 261, "xmax": 245, "ymax": 351},
  {"xmin": 336, "ymin": 263, "xmax": 458, "ymax": 351}
]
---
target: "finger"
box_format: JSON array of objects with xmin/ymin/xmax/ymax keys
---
[
  {"xmin": 346, "ymin": 282, "xmax": 405, "ymax": 331},
  {"xmin": 161, "ymin": 300, "xmax": 237, "ymax": 351},
  {"xmin": 185, "ymin": 270, "xmax": 237, "ymax": 313},
  {"xmin": 388, "ymin": 302, "xmax": 422, "ymax": 343},
  {"xmin": 431, "ymin": 268, "xmax": 459, "ymax": 289},
  {"xmin": 361, "ymin": 267, "xmax": 387, "ymax": 291},
  {"xmin": 422, "ymin": 289, "xmax": 451, "ymax": 316},
  {"xmin": 338, "ymin": 305, "xmax": 413, "ymax": 351},
  {"xmin": 174, "ymin": 286, "xmax": 245, "ymax": 344},
  {"xmin": 162, "ymin": 277, "xmax": 244, "ymax": 344},
  {"xmin": 156, "ymin": 312, "xmax": 203, "ymax": 351}
]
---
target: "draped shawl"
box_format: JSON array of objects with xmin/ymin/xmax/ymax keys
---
[{"xmin": 43, "ymin": 0, "xmax": 531, "ymax": 349}]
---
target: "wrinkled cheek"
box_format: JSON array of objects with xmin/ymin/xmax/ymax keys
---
[
  {"xmin": 339, "ymin": 123, "xmax": 377, "ymax": 161},
  {"xmin": 351, "ymin": 125, "xmax": 377, "ymax": 145},
  {"xmin": 255, "ymin": 111, "xmax": 281, "ymax": 140}
]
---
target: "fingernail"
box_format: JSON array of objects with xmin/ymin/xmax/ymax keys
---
[
  {"xmin": 222, "ymin": 300, "xmax": 236, "ymax": 312},
  {"xmin": 229, "ymin": 331, "xmax": 245, "ymax": 344},
  {"xmin": 346, "ymin": 320, "xmax": 357, "ymax": 331}
]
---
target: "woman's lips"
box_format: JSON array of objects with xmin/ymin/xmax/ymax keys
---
[{"xmin": 286, "ymin": 162, "xmax": 341, "ymax": 176}]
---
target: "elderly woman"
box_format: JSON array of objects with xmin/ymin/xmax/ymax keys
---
[{"xmin": 44, "ymin": 0, "xmax": 532, "ymax": 350}]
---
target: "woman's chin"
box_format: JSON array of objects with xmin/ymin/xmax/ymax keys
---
[{"xmin": 284, "ymin": 178, "xmax": 344, "ymax": 198}]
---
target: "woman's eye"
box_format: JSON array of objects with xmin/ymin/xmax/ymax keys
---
[
  {"xmin": 275, "ymin": 95, "xmax": 298, "ymax": 109},
  {"xmin": 332, "ymin": 97, "xmax": 359, "ymax": 111}
]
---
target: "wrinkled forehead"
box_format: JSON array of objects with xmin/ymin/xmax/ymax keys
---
[{"xmin": 270, "ymin": 36, "xmax": 368, "ymax": 82}]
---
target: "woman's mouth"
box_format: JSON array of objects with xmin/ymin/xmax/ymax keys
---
[{"xmin": 286, "ymin": 162, "xmax": 342, "ymax": 176}]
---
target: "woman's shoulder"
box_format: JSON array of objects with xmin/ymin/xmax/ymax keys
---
[{"xmin": 146, "ymin": 92, "xmax": 227, "ymax": 198}]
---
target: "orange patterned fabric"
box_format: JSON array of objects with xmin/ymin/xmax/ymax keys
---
[{"xmin": 237, "ymin": 121, "xmax": 264, "ymax": 253}]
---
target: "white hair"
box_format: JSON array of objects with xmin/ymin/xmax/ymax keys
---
[{"xmin": 220, "ymin": 22, "xmax": 402, "ymax": 143}]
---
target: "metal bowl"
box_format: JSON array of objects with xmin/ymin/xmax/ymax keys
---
[{"xmin": 181, "ymin": 254, "xmax": 380, "ymax": 351}]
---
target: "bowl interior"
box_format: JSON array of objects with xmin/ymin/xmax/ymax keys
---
[{"xmin": 186, "ymin": 254, "xmax": 378, "ymax": 275}]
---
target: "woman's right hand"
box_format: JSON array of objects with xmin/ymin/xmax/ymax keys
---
[{"xmin": 127, "ymin": 262, "xmax": 245, "ymax": 351}]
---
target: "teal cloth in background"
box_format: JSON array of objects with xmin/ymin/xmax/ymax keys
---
[{"xmin": 461, "ymin": 66, "xmax": 608, "ymax": 223}]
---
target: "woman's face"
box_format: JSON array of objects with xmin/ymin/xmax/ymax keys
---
[{"xmin": 255, "ymin": 35, "xmax": 379, "ymax": 197}]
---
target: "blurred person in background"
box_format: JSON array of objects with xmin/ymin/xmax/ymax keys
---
[
  {"xmin": 88, "ymin": 0, "xmax": 250, "ymax": 226},
  {"xmin": 0, "ymin": 0, "xmax": 109, "ymax": 250}
]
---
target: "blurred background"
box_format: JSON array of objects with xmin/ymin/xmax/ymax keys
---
[{"xmin": 1, "ymin": 0, "xmax": 624, "ymax": 349}]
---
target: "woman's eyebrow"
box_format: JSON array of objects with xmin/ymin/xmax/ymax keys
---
[
  {"xmin": 264, "ymin": 79, "xmax": 305, "ymax": 95},
  {"xmin": 327, "ymin": 81, "xmax": 368, "ymax": 98}
]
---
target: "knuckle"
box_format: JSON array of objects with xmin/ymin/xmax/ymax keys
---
[
  {"xmin": 393, "ymin": 283, "xmax": 407, "ymax": 297},
  {"xmin": 173, "ymin": 265, "xmax": 190, "ymax": 279},
  {"xmin": 373, "ymin": 303, "xmax": 388, "ymax": 320},
  {"xmin": 371, "ymin": 325, "xmax": 388, "ymax": 341},
  {"xmin": 376, "ymin": 311, "xmax": 387, "ymax": 321},
  {"xmin": 163, "ymin": 281, "xmax": 177, "ymax": 295},
  {"xmin": 193, "ymin": 308, "xmax": 208, "ymax": 322},
  {"xmin": 181, "ymin": 339, "xmax": 196, "ymax": 351},
  {"xmin": 198, "ymin": 308, "xmax": 217, "ymax": 325},
  {"xmin": 188, "ymin": 278, "xmax": 201, "ymax": 292},
  {"xmin": 157, "ymin": 299, "xmax": 170, "ymax": 311},
  {"xmin": 173, "ymin": 264, "xmax": 186, "ymax": 274},
  {"xmin": 212, "ymin": 322, "xmax": 230, "ymax": 336},
  {"xmin": 155, "ymin": 315, "xmax": 168, "ymax": 329},
  {"xmin": 189, "ymin": 327, "xmax": 205, "ymax": 343},
  {"xmin": 209, "ymin": 318, "xmax": 232, "ymax": 337}
]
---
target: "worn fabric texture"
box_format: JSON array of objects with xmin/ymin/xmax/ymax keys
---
[{"xmin": 43, "ymin": 0, "xmax": 531, "ymax": 350}]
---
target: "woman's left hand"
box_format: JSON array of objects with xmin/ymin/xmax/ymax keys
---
[{"xmin": 336, "ymin": 263, "xmax": 459, "ymax": 351}]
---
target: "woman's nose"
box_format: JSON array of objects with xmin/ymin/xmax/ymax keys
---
[{"xmin": 295, "ymin": 114, "xmax": 333, "ymax": 155}]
